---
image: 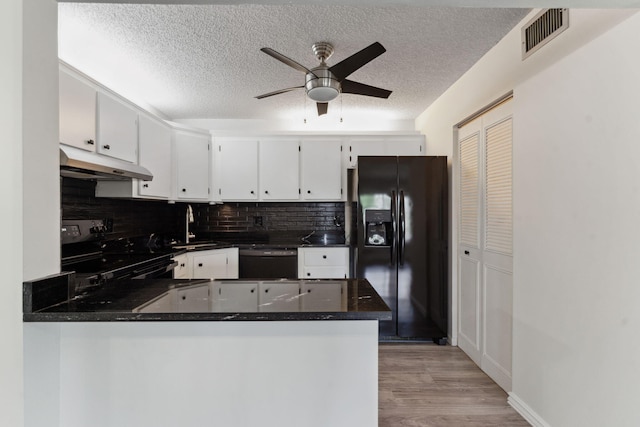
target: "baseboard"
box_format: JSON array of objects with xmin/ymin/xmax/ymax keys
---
[{"xmin": 508, "ymin": 392, "xmax": 551, "ymax": 427}]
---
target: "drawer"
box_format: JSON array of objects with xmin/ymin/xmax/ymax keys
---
[
  {"xmin": 301, "ymin": 267, "xmax": 348, "ymax": 279},
  {"xmin": 299, "ymin": 248, "xmax": 348, "ymax": 267}
]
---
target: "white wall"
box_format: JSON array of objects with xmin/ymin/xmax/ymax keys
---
[
  {"xmin": 509, "ymin": 12, "xmax": 640, "ymax": 426},
  {"xmin": 22, "ymin": 0, "xmax": 60, "ymax": 281},
  {"xmin": 414, "ymin": 8, "xmax": 635, "ymax": 347},
  {"xmin": 0, "ymin": 0, "xmax": 24, "ymax": 425}
]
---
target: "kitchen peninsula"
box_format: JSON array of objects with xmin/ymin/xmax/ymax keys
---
[{"xmin": 23, "ymin": 276, "xmax": 390, "ymax": 427}]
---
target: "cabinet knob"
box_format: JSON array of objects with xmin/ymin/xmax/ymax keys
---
[
  {"xmin": 264, "ymin": 190, "xmax": 269, "ymax": 194},
  {"xmin": 86, "ymin": 139, "xmax": 95, "ymax": 145},
  {"xmin": 251, "ymin": 289, "xmax": 255, "ymax": 293},
  {"xmin": 182, "ymin": 295, "xmax": 186, "ymax": 300},
  {"xmin": 307, "ymin": 272, "xmax": 311, "ymax": 276},
  {"xmin": 198, "ymin": 263, "xmax": 203, "ymax": 267},
  {"xmin": 464, "ymin": 250, "xmax": 470, "ymax": 255},
  {"xmin": 307, "ymin": 190, "xmax": 311, "ymax": 194},
  {"xmin": 103, "ymin": 144, "xmax": 110, "ymax": 150},
  {"xmin": 143, "ymin": 183, "xmax": 149, "ymax": 188},
  {"xmin": 180, "ymin": 263, "xmax": 185, "ymax": 267},
  {"xmin": 265, "ymin": 288, "xmax": 269, "ymax": 293},
  {"xmin": 323, "ymin": 255, "xmax": 327, "ymax": 259},
  {"xmin": 182, "ymin": 188, "xmax": 187, "ymax": 192},
  {"xmin": 250, "ymin": 190, "xmax": 255, "ymax": 194}
]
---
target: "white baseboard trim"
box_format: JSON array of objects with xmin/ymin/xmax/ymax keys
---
[{"xmin": 508, "ymin": 392, "xmax": 551, "ymax": 427}]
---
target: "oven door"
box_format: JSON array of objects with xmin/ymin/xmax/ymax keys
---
[{"xmin": 239, "ymin": 248, "xmax": 297, "ymax": 279}]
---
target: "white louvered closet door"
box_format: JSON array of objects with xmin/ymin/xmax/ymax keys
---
[{"xmin": 457, "ymin": 99, "xmax": 513, "ymax": 392}]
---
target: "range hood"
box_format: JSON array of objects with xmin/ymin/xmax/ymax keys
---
[{"xmin": 60, "ymin": 144, "xmax": 153, "ymax": 181}]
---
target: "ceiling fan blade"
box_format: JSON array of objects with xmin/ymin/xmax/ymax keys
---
[
  {"xmin": 260, "ymin": 48, "xmax": 315, "ymax": 76},
  {"xmin": 255, "ymin": 86, "xmax": 304, "ymax": 99},
  {"xmin": 328, "ymin": 42, "xmax": 386, "ymax": 81},
  {"xmin": 341, "ymin": 80, "xmax": 392, "ymax": 99},
  {"xmin": 317, "ymin": 102, "xmax": 328, "ymax": 116}
]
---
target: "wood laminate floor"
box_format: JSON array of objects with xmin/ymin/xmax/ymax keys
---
[{"xmin": 379, "ymin": 343, "xmax": 530, "ymax": 427}]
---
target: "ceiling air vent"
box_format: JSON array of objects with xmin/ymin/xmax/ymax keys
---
[{"xmin": 522, "ymin": 8, "xmax": 569, "ymax": 60}]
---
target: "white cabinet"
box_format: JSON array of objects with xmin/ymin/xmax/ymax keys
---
[
  {"xmin": 300, "ymin": 281, "xmax": 346, "ymax": 311},
  {"xmin": 173, "ymin": 253, "xmax": 191, "ymax": 279},
  {"xmin": 215, "ymin": 138, "xmax": 259, "ymax": 200},
  {"xmin": 300, "ymin": 138, "xmax": 343, "ymax": 200},
  {"xmin": 258, "ymin": 281, "xmax": 300, "ymax": 312},
  {"xmin": 211, "ymin": 281, "xmax": 258, "ymax": 312},
  {"xmin": 259, "ymin": 138, "xmax": 300, "ymax": 200},
  {"xmin": 297, "ymin": 247, "xmax": 350, "ymax": 279},
  {"xmin": 95, "ymin": 113, "xmax": 172, "ymax": 200},
  {"xmin": 96, "ymin": 92, "xmax": 138, "ymax": 162},
  {"xmin": 175, "ymin": 248, "xmax": 239, "ymax": 279},
  {"xmin": 174, "ymin": 129, "xmax": 210, "ymax": 201},
  {"xmin": 345, "ymin": 135, "xmax": 425, "ymax": 167},
  {"xmin": 138, "ymin": 114, "xmax": 172, "ymax": 198},
  {"xmin": 59, "ymin": 68, "xmax": 97, "ymax": 151}
]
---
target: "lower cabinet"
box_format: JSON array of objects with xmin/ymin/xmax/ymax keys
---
[
  {"xmin": 297, "ymin": 247, "xmax": 350, "ymax": 279},
  {"xmin": 173, "ymin": 248, "xmax": 239, "ymax": 279},
  {"xmin": 300, "ymin": 281, "xmax": 345, "ymax": 311}
]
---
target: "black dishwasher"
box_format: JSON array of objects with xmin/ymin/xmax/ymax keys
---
[{"xmin": 238, "ymin": 246, "xmax": 298, "ymax": 279}]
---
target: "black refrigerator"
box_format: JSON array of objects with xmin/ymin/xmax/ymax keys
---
[{"xmin": 355, "ymin": 156, "xmax": 448, "ymax": 342}]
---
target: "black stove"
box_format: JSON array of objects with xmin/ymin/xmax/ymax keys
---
[{"xmin": 61, "ymin": 219, "xmax": 177, "ymax": 294}]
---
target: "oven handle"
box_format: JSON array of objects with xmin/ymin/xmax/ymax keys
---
[{"xmin": 131, "ymin": 260, "xmax": 178, "ymax": 279}]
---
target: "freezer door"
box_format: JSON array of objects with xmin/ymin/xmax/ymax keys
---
[
  {"xmin": 356, "ymin": 156, "xmax": 398, "ymax": 337},
  {"xmin": 397, "ymin": 156, "xmax": 448, "ymax": 339}
]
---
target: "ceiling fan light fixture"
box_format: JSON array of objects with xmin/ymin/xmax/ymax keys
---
[{"xmin": 305, "ymin": 67, "xmax": 340, "ymax": 102}]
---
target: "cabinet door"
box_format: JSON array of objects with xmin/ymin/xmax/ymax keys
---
[
  {"xmin": 211, "ymin": 282, "xmax": 258, "ymax": 312},
  {"xmin": 345, "ymin": 137, "xmax": 386, "ymax": 168},
  {"xmin": 59, "ymin": 69, "xmax": 97, "ymax": 151},
  {"xmin": 96, "ymin": 92, "xmax": 138, "ymax": 162},
  {"xmin": 297, "ymin": 247, "xmax": 349, "ymax": 279},
  {"xmin": 175, "ymin": 130, "xmax": 210, "ymax": 200},
  {"xmin": 384, "ymin": 136, "xmax": 425, "ymax": 156},
  {"xmin": 138, "ymin": 114, "xmax": 171, "ymax": 198},
  {"xmin": 176, "ymin": 284, "xmax": 210, "ymax": 312},
  {"xmin": 192, "ymin": 250, "xmax": 228, "ymax": 279},
  {"xmin": 259, "ymin": 139, "xmax": 300, "ymax": 200},
  {"xmin": 173, "ymin": 254, "xmax": 191, "ymax": 279},
  {"xmin": 300, "ymin": 139, "xmax": 342, "ymax": 200},
  {"xmin": 258, "ymin": 282, "xmax": 300, "ymax": 312},
  {"xmin": 216, "ymin": 139, "xmax": 258, "ymax": 200}
]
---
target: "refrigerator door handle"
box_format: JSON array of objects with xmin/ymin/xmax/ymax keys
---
[
  {"xmin": 399, "ymin": 190, "xmax": 406, "ymax": 265},
  {"xmin": 391, "ymin": 190, "xmax": 397, "ymax": 265}
]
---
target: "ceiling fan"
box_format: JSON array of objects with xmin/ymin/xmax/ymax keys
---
[{"xmin": 255, "ymin": 42, "xmax": 392, "ymax": 116}]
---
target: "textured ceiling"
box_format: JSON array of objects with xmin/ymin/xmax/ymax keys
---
[{"xmin": 58, "ymin": 4, "xmax": 531, "ymax": 122}]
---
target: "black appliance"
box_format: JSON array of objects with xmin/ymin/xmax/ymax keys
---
[
  {"xmin": 61, "ymin": 219, "xmax": 177, "ymax": 294},
  {"xmin": 356, "ymin": 156, "xmax": 448, "ymax": 342},
  {"xmin": 238, "ymin": 245, "xmax": 298, "ymax": 279}
]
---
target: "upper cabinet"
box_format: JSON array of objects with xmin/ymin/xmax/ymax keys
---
[
  {"xmin": 96, "ymin": 92, "xmax": 138, "ymax": 163},
  {"xmin": 259, "ymin": 138, "xmax": 300, "ymax": 200},
  {"xmin": 59, "ymin": 68, "xmax": 97, "ymax": 151},
  {"xmin": 138, "ymin": 114, "xmax": 172, "ymax": 199},
  {"xmin": 300, "ymin": 138, "xmax": 343, "ymax": 201},
  {"xmin": 215, "ymin": 138, "xmax": 259, "ymax": 201},
  {"xmin": 345, "ymin": 135, "xmax": 425, "ymax": 168},
  {"xmin": 174, "ymin": 128, "xmax": 211, "ymax": 201}
]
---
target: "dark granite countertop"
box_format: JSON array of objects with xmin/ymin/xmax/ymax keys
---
[{"xmin": 24, "ymin": 276, "xmax": 390, "ymax": 322}]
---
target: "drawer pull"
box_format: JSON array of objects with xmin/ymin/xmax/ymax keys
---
[{"xmin": 323, "ymin": 255, "xmax": 327, "ymax": 259}]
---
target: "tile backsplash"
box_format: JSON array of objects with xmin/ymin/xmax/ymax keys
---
[
  {"xmin": 61, "ymin": 177, "xmax": 345, "ymax": 243},
  {"xmin": 61, "ymin": 178, "xmax": 182, "ymax": 240}
]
